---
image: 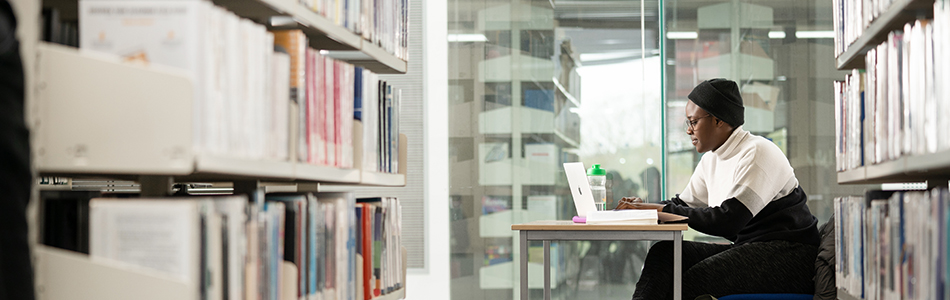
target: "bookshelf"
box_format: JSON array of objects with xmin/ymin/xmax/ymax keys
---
[
  {"xmin": 836, "ymin": 149, "xmax": 950, "ymax": 184},
  {"xmin": 837, "ymin": 150, "xmax": 950, "ymax": 184},
  {"xmin": 36, "ymin": 244, "xmax": 410, "ymax": 300},
  {"xmin": 29, "ymin": 0, "xmax": 411, "ymax": 298},
  {"xmin": 42, "ymin": 0, "xmax": 407, "ymax": 73},
  {"xmin": 835, "ymin": 0, "xmax": 935, "ymax": 70},
  {"xmin": 834, "ymin": 0, "xmax": 950, "ymax": 298},
  {"xmin": 34, "ymin": 43, "xmax": 407, "ymax": 186},
  {"xmin": 35, "ymin": 246, "xmax": 196, "ymax": 300}
]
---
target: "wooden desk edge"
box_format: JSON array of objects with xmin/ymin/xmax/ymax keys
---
[{"xmin": 511, "ymin": 221, "xmax": 688, "ymax": 231}]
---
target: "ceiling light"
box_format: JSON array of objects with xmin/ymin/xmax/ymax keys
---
[
  {"xmin": 448, "ymin": 34, "xmax": 488, "ymax": 43},
  {"xmin": 666, "ymin": 31, "xmax": 697, "ymax": 39}
]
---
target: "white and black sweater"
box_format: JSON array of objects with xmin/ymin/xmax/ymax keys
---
[{"xmin": 662, "ymin": 127, "xmax": 820, "ymax": 246}]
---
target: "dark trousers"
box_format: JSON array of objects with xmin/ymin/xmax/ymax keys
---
[
  {"xmin": 0, "ymin": 0, "xmax": 34, "ymax": 299},
  {"xmin": 632, "ymin": 240, "xmax": 817, "ymax": 300}
]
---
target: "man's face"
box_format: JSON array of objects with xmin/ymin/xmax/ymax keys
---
[{"xmin": 685, "ymin": 100, "xmax": 718, "ymax": 153}]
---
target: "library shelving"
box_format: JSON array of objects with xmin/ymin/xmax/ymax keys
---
[
  {"xmin": 834, "ymin": 0, "xmax": 934, "ymax": 70},
  {"xmin": 34, "ymin": 43, "xmax": 407, "ymax": 187},
  {"xmin": 36, "ymin": 244, "xmax": 409, "ymax": 300},
  {"xmin": 211, "ymin": 0, "xmax": 409, "ymax": 73},
  {"xmin": 836, "ymin": 149, "xmax": 950, "ymax": 184},
  {"xmin": 833, "ymin": 0, "xmax": 950, "ymax": 298},
  {"xmin": 28, "ymin": 0, "xmax": 411, "ymax": 298},
  {"xmin": 43, "ymin": 0, "xmax": 407, "ymax": 73}
]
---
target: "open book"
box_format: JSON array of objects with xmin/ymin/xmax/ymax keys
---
[{"xmin": 584, "ymin": 209, "xmax": 688, "ymax": 225}]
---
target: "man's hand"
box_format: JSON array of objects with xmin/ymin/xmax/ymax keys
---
[{"xmin": 615, "ymin": 197, "xmax": 665, "ymax": 212}]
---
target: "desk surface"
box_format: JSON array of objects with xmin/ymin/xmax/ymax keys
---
[{"xmin": 511, "ymin": 220, "xmax": 688, "ymax": 231}]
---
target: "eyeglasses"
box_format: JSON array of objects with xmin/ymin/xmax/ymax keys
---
[{"xmin": 685, "ymin": 115, "xmax": 712, "ymax": 131}]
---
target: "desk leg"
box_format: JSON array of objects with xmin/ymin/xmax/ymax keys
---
[
  {"xmin": 543, "ymin": 240, "xmax": 551, "ymax": 300},
  {"xmin": 673, "ymin": 231, "xmax": 682, "ymax": 300},
  {"xmin": 521, "ymin": 230, "xmax": 528, "ymax": 300}
]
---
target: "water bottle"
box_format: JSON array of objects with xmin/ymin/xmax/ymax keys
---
[{"xmin": 587, "ymin": 164, "xmax": 607, "ymax": 211}]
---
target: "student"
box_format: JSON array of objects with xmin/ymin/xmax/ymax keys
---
[
  {"xmin": 0, "ymin": 0, "xmax": 35, "ymax": 299},
  {"xmin": 618, "ymin": 78, "xmax": 820, "ymax": 300}
]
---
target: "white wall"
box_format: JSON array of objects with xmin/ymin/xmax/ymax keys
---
[{"xmin": 405, "ymin": 0, "xmax": 449, "ymax": 298}]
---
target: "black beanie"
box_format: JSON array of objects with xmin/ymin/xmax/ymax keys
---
[{"xmin": 687, "ymin": 78, "xmax": 744, "ymax": 128}]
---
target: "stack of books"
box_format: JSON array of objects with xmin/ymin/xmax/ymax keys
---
[
  {"xmin": 835, "ymin": 188, "xmax": 950, "ymax": 300},
  {"xmin": 46, "ymin": 191, "xmax": 405, "ymax": 300}
]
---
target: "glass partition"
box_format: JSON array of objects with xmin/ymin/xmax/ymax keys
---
[
  {"xmin": 448, "ymin": 0, "xmax": 871, "ymax": 299},
  {"xmin": 448, "ymin": 0, "xmax": 661, "ymax": 298}
]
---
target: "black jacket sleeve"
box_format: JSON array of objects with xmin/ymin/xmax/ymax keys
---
[{"xmin": 661, "ymin": 197, "xmax": 753, "ymax": 241}]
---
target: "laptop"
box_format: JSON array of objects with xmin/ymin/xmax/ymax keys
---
[
  {"xmin": 564, "ymin": 162, "xmax": 689, "ymax": 224},
  {"xmin": 563, "ymin": 162, "xmax": 597, "ymax": 217}
]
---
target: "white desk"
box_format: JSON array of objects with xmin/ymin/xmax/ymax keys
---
[{"xmin": 511, "ymin": 221, "xmax": 688, "ymax": 300}]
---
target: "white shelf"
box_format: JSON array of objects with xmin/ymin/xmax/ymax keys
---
[
  {"xmin": 295, "ymin": 163, "xmax": 362, "ymax": 183},
  {"xmin": 361, "ymin": 171, "xmax": 407, "ymax": 186},
  {"xmin": 34, "ymin": 43, "xmax": 405, "ymax": 186},
  {"xmin": 837, "ymin": 288, "xmax": 863, "ymax": 300},
  {"xmin": 34, "ymin": 43, "xmax": 195, "ymax": 177},
  {"xmin": 837, "ymin": 149, "xmax": 950, "ymax": 184},
  {"xmin": 36, "ymin": 245, "xmax": 407, "ymax": 300},
  {"xmin": 195, "ymin": 155, "xmax": 297, "ymax": 181},
  {"xmin": 373, "ymin": 287, "xmax": 406, "ymax": 300},
  {"xmin": 210, "ymin": 0, "xmax": 406, "ymax": 73},
  {"xmin": 357, "ymin": 40, "xmax": 409, "ymax": 74},
  {"xmin": 35, "ymin": 246, "xmax": 197, "ymax": 300}
]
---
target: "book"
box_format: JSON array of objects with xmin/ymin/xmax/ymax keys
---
[
  {"xmin": 307, "ymin": 49, "xmax": 324, "ymax": 165},
  {"xmin": 342, "ymin": 63, "xmax": 355, "ymax": 169},
  {"xmin": 325, "ymin": 57, "xmax": 338, "ymax": 168},
  {"xmin": 361, "ymin": 203, "xmax": 373, "ymax": 300},
  {"xmin": 264, "ymin": 201, "xmax": 287, "ymax": 300},
  {"xmin": 213, "ymin": 196, "xmax": 249, "ymax": 300},
  {"xmin": 585, "ymin": 209, "xmax": 658, "ymax": 225},
  {"xmin": 267, "ymin": 194, "xmax": 309, "ymax": 300},
  {"xmin": 89, "ymin": 198, "xmax": 204, "ymax": 283},
  {"xmin": 355, "ymin": 197, "xmax": 403, "ymax": 295},
  {"xmin": 270, "ymin": 51, "xmax": 291, "ymax": 161},
  {"xmin": 272, "ymin": 29, "xmax": 307, "ymax": 162},
  {"xmin": 80, "ymin": 190, "xmax": 380, "ymax": 300},
  {"xmin": 41, "ymin": 190, "xmax": 98, "ymax": 254},
  {"xmin": 833, "ymin": 188, "xmax": 950, "ymax": 299},
  {"xmin": 307, "ymin": 194, "xmax": 320, "ymax": 300},
  {"xmin": 835, "ymin": 17, "xmax": 950, "ymax": 172}
]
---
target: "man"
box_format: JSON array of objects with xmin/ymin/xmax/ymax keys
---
[
  {"xmin": 619, "ymin": 78, "xmax": 819, "ymax": 300},
  {"xmin": 0, "ymin": 0, "xmax": 35, "ymax": 299}
]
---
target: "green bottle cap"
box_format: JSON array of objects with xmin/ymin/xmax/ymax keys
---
[{"xmin": 587, "ymin": 164, "xmax": 606, "ymax": 176}]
